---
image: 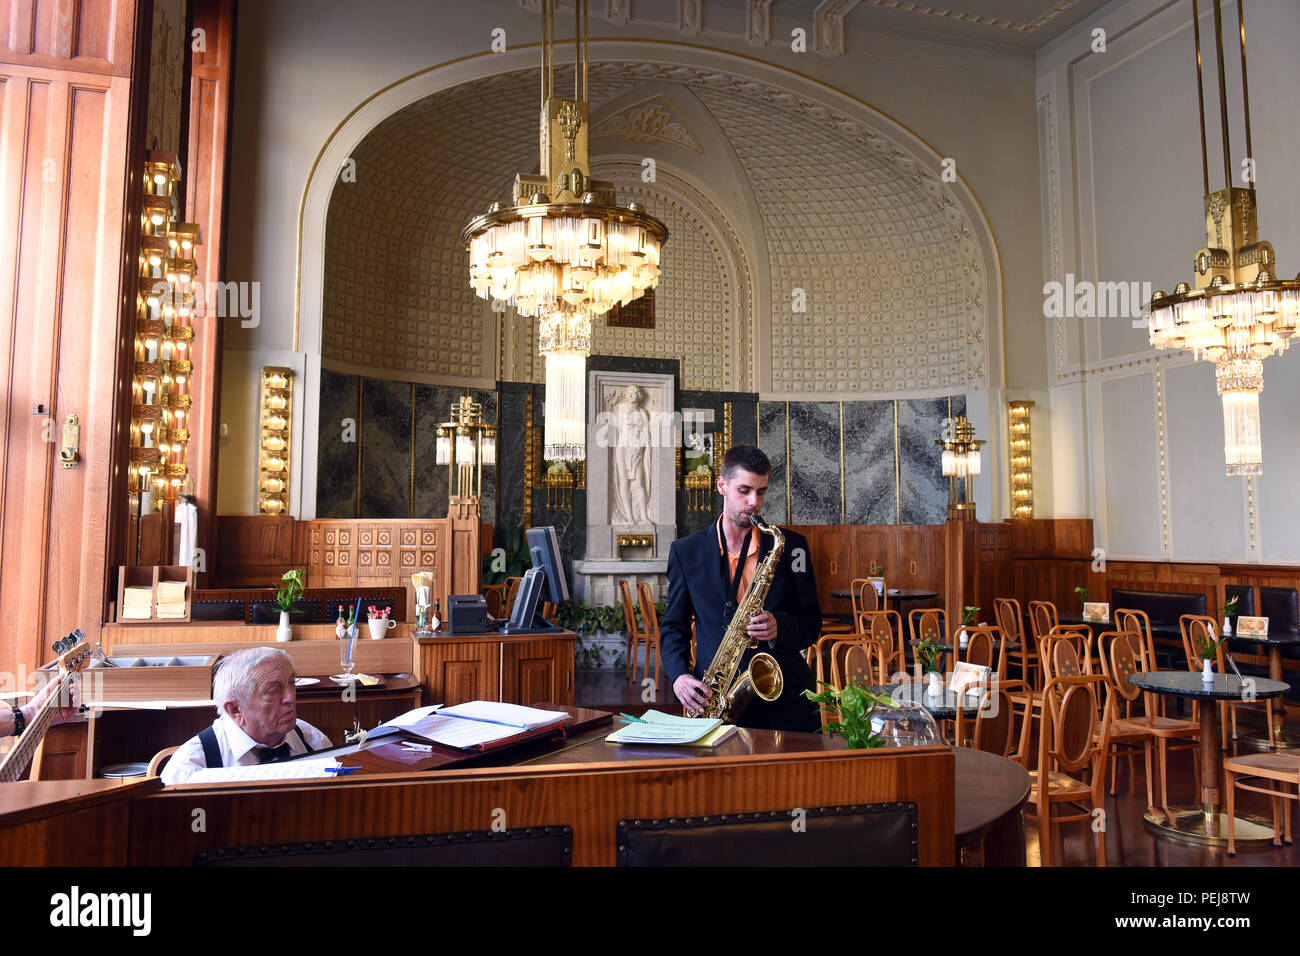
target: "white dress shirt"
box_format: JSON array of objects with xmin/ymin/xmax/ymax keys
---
[{"xmin": 161, "ymin": 712, "xmax": 333, "ymax": 785}]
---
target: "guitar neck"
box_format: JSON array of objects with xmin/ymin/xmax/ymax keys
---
[{"xmin": 0, "ymin": 681, "xmax": 62, "ymax": 783}]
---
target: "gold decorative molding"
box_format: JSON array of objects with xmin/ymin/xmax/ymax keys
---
[
  {"xmin": 617, "ymin": 533, "xmax": 655, "ymax": 549},
  {"xmin": 591, "ymin": 93, "xmax": 704, "ymax": 152},
  {"xmin": 1155, "ymin": 366, "xmax": 1169, "ymax": 554}
]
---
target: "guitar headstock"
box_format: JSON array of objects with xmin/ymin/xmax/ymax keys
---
[{"xmin": 50, "ymin": 629, "xmax": 95, "ymax": 675}]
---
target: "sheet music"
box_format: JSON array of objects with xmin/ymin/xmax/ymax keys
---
[
  {"xmin": 186, "ymin": 757, "xmax": 341, "ymax": 783},
  {"xmin": 438, "ymin": 701, "xmax": 570, "ymax": 729}
]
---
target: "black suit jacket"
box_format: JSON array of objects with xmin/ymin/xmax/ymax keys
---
[{"xmin": 660, "ymin": 520, "xmax": 822, "ymax": 732}]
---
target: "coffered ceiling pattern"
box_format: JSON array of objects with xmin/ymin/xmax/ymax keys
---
[{"xmin": 323, "ymin": 60, "xmax": 986, "ymax": 394}]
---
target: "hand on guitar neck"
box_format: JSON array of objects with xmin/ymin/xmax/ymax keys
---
[{"xmin": 2, "ymin": 675, "xmax": 79, "ymax": 738}]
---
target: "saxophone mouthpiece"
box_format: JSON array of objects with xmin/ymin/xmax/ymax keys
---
[{"xmin": 749, "ymin": 512, "xmax": 769, "ymax": 530}]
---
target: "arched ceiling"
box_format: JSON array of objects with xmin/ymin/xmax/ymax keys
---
[{"xmin": 323, "ymin": 60, "xmax": 986, "ymax": 394}]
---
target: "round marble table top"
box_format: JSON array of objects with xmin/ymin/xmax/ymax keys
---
[{"xmin": 1128, "ymin": 670, "xmax": 1289, "ymax": 701}]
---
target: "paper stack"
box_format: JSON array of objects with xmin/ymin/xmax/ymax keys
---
[
  {"xmin": 156, "ymin": 580, "xmax": 188, "ymax": 618},
  {"xmin": 121, "ymin": 586, "xmax": 152, "ymax": 620},
  {"xmin": 606, "ymin": 710, "xmax": 734, "ymax": 746}
]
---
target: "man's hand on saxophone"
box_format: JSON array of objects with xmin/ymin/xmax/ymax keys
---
[
  {"xmin": 673, "ymin": 674, "xmax": 713, "ymax": 716},
  {"xmin": 746, "ymin": 610, "xmax": 778, "ymax": 645}
]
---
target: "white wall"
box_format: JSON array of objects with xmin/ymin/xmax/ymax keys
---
[
  {"xmin": 216, "ymin": 0, "xmax": 1046, "ymax": 514},
  {"xmin": 1037, "ymin": 0, "xmax": 1300, "ymax": 561}
]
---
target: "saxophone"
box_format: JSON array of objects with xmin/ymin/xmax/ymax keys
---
[{"xmin": 693, "ymin": 513, "xmax": 785, "ymax": 722}]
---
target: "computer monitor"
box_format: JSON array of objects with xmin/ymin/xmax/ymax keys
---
[{"xmin": 526, "ymin": 526, "xmax": 570, "ymax": 605}]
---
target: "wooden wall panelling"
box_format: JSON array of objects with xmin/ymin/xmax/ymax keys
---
[
  {"xmin": 420, "ymin": 640, "xmax": 499, "ymax": 707},
  {"xmin": 184, "ymin": 0, "xmax": 234, "ymax": 588},
  {"xmin": 122, "ymin": 746, "xmax": 956, "ymax": 866},
  {"xmin": 0, "ymin": 0, "xmax": 143, "ymax": 685},
  {"xmin": 853, "ymin": 527, "xmax": 893, "ymax": 584},
  {"xmin": 212, "ymin": 514, "xmax": 294, "ymax": 585}
]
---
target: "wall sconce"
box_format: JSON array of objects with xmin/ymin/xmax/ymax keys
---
[
  {"xmin": 258, "ymin": 366, "xmax": 293, "ymax": 515},
  {"xmin": 936, "ymin": 415, "xmax": 984, "ymax": 520},
  {"xmin": 1007, "ymin": 401, "xmax": 1034, "ymax": 519}
]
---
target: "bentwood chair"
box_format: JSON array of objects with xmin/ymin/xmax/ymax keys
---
[
  {"xmin": 1028, "ymin": 600, "xmax": 1060, "ymax": 645},
  {"xmin": 1100, "ymin": 630, "xmax": 1200, "ymax": 825},
  {"xmin": 907, "ymin": 608, "xmax": 946, "ymax": 673},
  {"xmin": 634, "ymin": 582, "xmax": 663, "ymax": 691},
  {"xmin": 1029, "ymin": 675, "xmax": 1116, "ymax": 867},
  {"xmin": 857, "ymin": 610, "xmax": 906, "ymax": 677},
  {"xmin": 960, "ymin": 625, "xmax": 1007, "ymax": 679},
  {"xmin": 957, "ymin": 680, "xmax": 1035, "ymax": 765},
  {"xmin": 830, "ymin": 639, "xmax": 891, "ymax": 689},
  {"xmin": 617, "ymin": 579, "xmax": 642, "ymax": 679},
  {"xmin": 850, "ymin": 578, "xmax": 882, "ymax": 617},
  {"xmin": 996, "ymin": 598, "xmax": 1039, "ymax": 690},
  {"xmin": 1181, "ymin": 613, "xmax": 1274, "ymax": 750},
  {"xmin": 147, "ymin": 746, "xmax": 178, "ymax": 779},
  {"xmin": 503, "ymin": 577, "xmax": 523, "ymax": 617},
  {"xmin": 1225, "ymin": 751, "xmax": 1300, "ymax": 854}
]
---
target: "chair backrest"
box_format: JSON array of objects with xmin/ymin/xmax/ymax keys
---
[
  {"xmin": 1028, "ymin": 600, "xmax": 1059, "ymax": 641},
  {"xmin": 147, "ymin": 746, "xmax": 178, "ymax": 778},
  {"xmin": 617, "ymin": 580, "xmax": 640, "ymax": 639},
  {"xmin": 832, "ymin": 640, "xmax": 888, "ymax": 689},
  {"xmin": 503, "ymin": 577, "xmax": 523, "ymax": 616},
  {"xmin": 1179, "ymin": 614, "xmax": 1221, "ymax": 671},
  {"xmin": 1115, "ymin": 608, "xmax": 1156, "ymax": 669},
  {"xmin": 994, "ymin": 598, "xmax": 1023, "ymax": 643},
  {"xmin": 857, "ymin": 610, "xmax": 904, "ymax": 676},
  {"xmin": 1041, "ymin": 626, "xmax": 1092, "ymax": 683},
  {"xmin": 960, "ymin": 625, "xmax": 1004, "ymax": 678},
  {"xmin": 636, "ymin": 582, "xmax": 660, "ymax": 641},
  {"xmin": 1039, "ymin": 675, "xmax": 1113, "ymax": 777},
  {"xmin": 483, "ymin": 586, "xmax": 505, "ymax": 618},
  {"xmin": 969, "ymin": 680, "xmax": 1034, "ymax": 762},
  {"xmin": 1099, "ymin": 630, "xmax": 1146, "ymax": 715},
  {"xmin": 909, "ymin": 608, "xmax": 944, "ymax": 646},
  {"xmin": 851, "ymin": 578, "xmax": 881, "ymax": 616}
]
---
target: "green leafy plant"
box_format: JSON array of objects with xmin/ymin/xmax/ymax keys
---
[
  {"xmin": 598, "ymin": 604, "xmax": 625, "ymax": 633},
  {"xmin": 1074, "ymin": 585, "xmax": 1089, "ymax": 605},
  {"xmin": 481, "ymin": 526, "xmax": 530, "ymax": 586},
  {"xmin": 869, "ymin": 561, "xmax": 883, "ymax": 576},
  {"xmin": 275, "ymin": 569, "xmax": 306, "ymax": 612},
  {"xmin": 1197, "ymin": 630, "xmax": 1224, "ymax": 660},
  {"xmin": 802, "ymin": 682, "xmax": 891, "ymax": 749},
  {"xmin": 1221, "ymin": 596, "xmax": 1239, "ymax": 619},
  {"xmin": 961, "ymin": 605, "xmax": 980, "ymax": 626},
  {"xmin": 914, "ymin": 635, "xmax": 944, "ymax": 674}
]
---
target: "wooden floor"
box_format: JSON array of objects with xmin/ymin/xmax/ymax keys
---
[{"xmin": 577, "ymin": 667, "xmax": 1300, "ymax": 868}]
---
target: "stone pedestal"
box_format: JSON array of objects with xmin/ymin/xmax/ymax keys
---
[{"xmin": 576, "ymin": 370, "xmax": 675, "ymax": 605}]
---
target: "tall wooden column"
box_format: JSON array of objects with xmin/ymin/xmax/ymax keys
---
[
  {"xmin": 184, "ymin": 0, "xmax": 236, "ymax": 587},
  {"xmin": 0, "ymin": 0, "xmax": 147, "ymax": 681}
]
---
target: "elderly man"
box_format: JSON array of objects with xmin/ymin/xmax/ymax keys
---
[{"xmin": 161, "ymin": 647, "xmax": 332, "ymax": 785}]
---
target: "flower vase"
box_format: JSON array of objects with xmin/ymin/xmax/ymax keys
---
[
  {"xmin": 1201, "ymin": 659, "xmax": 1214, "ymax": 683},
  {"xmin": 926, "ymin": 671, "xmax": 943, "ymax": 697},
  {"xmin": 1223, "ymin": 618, "xmax": 1233, "ymax": 637},
  {"xmin": 957, "ymin": 628, "xmax": 969, "ymax": 650},
  {"xmin": 276, "ymin": 610, "xmax": 292, "ymax": 643}
]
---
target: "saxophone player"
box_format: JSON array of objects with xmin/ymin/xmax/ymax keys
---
[{"xmin": 661, "ymin": 445, "xmax": 823, "ymax": 732}]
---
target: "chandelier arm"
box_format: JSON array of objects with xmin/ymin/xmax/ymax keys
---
[
  {"xmin": 1211, "ymin": 0, "xmax": 1232, "ymax": 189},
  {"xmin": 574, "ymin": 0, "xmax": 580, "ymax": 100},
  {"xmin": 1192, "ymin": 0, "xmax": 1210, "ymax": 198},
  {"xmin": 1236, "ymin": 0, "xmax": 1254, "ymax": 195}
]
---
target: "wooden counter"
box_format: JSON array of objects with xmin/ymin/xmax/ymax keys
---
[{"xmin": 417, "ymin": 630, "xmax": 576, "ymax": 707}]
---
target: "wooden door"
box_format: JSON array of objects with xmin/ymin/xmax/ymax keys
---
[{"xmin": 419, "ymin": 640, "xmax": 499, "ymax": 707}]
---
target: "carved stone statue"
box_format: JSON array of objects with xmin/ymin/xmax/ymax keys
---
[{"xmin": 610, "ymin": 385, "xmax": 652, "ymax": 524}]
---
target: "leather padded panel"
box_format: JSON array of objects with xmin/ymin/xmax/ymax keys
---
[
  {"xmin": 196, "ymin": 827, "xmax": 572, "ymax": 866},
  {"xmin": 618, "ymin": 804, "xmax": 917, "ymax": 867},
  {"xmin": 251, "ymin": 599, "xmax": 322, "ymax": 625},
  {"xmin": 1110, "ymin": 589, "xmax": 1206, "ymax": 628}
]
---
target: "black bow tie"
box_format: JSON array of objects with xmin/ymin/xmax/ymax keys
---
[{"xmin": 255, "ymin": 742, "xmax": 292, "ymax": 764}]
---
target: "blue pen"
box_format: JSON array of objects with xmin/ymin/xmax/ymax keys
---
[
  {"xmin": 618, "ymin": 712, "xmax": 646, "ymax": 724},
  {"xmin": 325, "ymin": 765, "xmax": 362, "ymax": 775}
]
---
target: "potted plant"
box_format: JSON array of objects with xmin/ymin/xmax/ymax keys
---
[
  {"xmin": 1221, "ymin": 595, "xmax": 1238, "ymax": 637},
  {"xmin": 869, "ymin": 561, "xmax": 883, "ymax": 576},
  {"xmin": 1074, "ymin": 585, "xmax": 1089, "ymax": 610},
  {"xmin": 958, "ymin": 605, "xmax": 979, "ymax": 649},
  {"xmin": 913, "ymin": 634, "xmax": 945, "ymax": 696},
  {"xmin": 801, "ymin": 682, "xmax": 889, "ymax": 749},
  {"xmin": 1196, "ymin": 628, "xmax": 1223, "ymax": 683},
  {"xmin": 274, "ymin": 569, "xmax": 306, "ymax": 642}
]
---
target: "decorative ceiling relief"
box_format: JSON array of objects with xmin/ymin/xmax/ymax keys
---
[{"xmin": 591, "ymin": 94, "xmax": 704, "ymax": 153}]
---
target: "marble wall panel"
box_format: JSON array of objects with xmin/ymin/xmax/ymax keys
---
[
  {"xmin": 788, "ymin": 402, "xmax": 841, "ymax": 524},
  {"xmin": 359, "ymin": 378, "xmax": 413, "ymax": 518},
  {"xmin": 757, "ymin": 402, "xmax": 790, "ymax": 524},
  {"xmin": 843, "ymin": 400, "xmax": 897, "ymax": 524},
  {"xmin": 897, "ymin": 397, "xmax": 950, "ymax": 525},
  {"xmin": 316, "ymin": 369, "xmax": 360, "ymax": 517}
]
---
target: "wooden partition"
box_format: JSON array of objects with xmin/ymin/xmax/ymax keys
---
[
  {"xmin": 790, "ymin": 524, "xmax": 949, "ymax": 616},
  {"xmin": 213, "ymin": 516, "xmax": 481, "ymax": 613}
]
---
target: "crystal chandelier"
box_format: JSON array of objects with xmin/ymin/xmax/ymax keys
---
[
  {"xmin": 462, "ymin": 0, "xmax": 667, "ymax": 462},
  {"xmin": 1147, "ymin": 0, "xmax": 1300, "ymax": 476}
]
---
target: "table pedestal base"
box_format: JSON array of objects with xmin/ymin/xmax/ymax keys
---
[{"xmin": 1143, "ymin": 806, "xmax": 1276, "ymax": 847}]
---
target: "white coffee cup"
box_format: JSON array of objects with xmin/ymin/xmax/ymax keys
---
[{"xmin": 367, "ymin": 617, "xmax": 397, "ymax": 640}]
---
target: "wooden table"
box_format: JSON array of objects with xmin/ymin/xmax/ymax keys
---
[{"xmin": 1129, "ymin": 670, "xmax": 1289, "ymax": 847}]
